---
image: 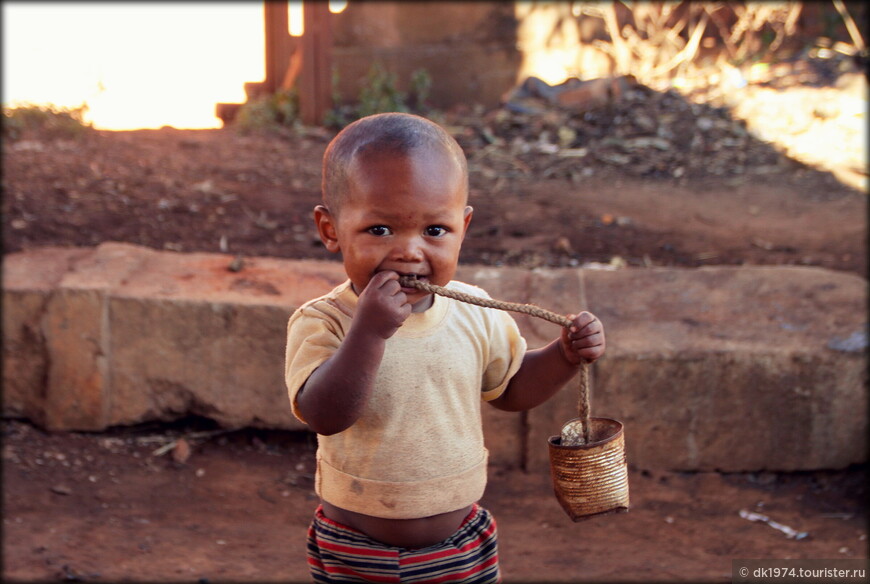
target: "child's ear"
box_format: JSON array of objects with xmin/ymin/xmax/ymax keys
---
[
  {"xmin": 461, "ymin": 205, "xmax": 474, "ymax": 239},
  {"xmin": 313, "ymin": 205, "xmax": 341, "ymax": 253}
]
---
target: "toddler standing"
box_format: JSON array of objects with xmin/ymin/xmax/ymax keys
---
[{"xmin": 285, "ymin": 112, "xmax": 605, "ymax": 583}]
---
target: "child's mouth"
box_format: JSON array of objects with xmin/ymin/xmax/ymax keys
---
[{"xmin": 398, "ymin": 274, "xmax": 428, "ymax": 290}]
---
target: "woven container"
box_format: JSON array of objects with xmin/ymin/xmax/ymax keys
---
[{"xmin": 548, "ymin": 417, "xmax": 630, "ymax": 521}]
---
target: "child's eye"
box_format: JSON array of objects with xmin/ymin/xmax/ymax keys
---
[
  {"xmin": 367, "ymin": 225, "xmax": 392, "ymax": 236},
  {"xmin": 425, "ymin": 226, "xmax": 448, "ymax": 237}
]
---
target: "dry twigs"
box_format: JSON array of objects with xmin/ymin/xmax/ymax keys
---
[{"xmin": 573, "ymin": 1, "xmax": 821, "ymax": 90}]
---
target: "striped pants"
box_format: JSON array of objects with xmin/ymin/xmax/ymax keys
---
[{"xmin": 306, "ymin": 504, "xmax": 501, "ymax": 583}]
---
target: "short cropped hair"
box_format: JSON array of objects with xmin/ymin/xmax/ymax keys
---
[{"xmin": 321, "ymin": 112, "xmax": 468, "ymax": 213}]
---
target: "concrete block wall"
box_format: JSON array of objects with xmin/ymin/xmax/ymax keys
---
[
  {"xmin": 3, "ymin": 243, "xmax": 867, "ymax": 472},
  {"xmin": 331, "ymin": 2, "xmax": 522, "ymax": 110}
]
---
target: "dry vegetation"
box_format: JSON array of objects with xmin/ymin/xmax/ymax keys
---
[{"xmin": 571, "ymin": 1, "xmax": 866, "ymax": 93}]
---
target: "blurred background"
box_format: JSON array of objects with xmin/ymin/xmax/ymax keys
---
[{"xmin": 3, "ymin": 1, "xmax": 866, "ymax": 129}]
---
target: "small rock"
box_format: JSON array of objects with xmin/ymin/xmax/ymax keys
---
[
  {"xmin": 12, "ymin": 140, "xmax": 45, "ymax": 152},
  {"xmin": 193, "ymin": 179, "xmax": 217, "ymax": 194},
  {"xmin": 50, "ymin": 485, "xmax": 72, "ymax": 496},
  {"xmin": 827, "ymin": 330, "xmax": 867, "ymax": 353},
  {"xmin": 2, "ymin": 445, "xmax": 19, "ymax": 462},
  {"xmin": 561, "ymin": 420, "xmax": 587, "ymax": 446},
  {"xmin": 227, "ymin": 256, "xmax": 245, "ymax": 272},
  {"xmin": 552, "ymin": 236, "xmax": 573, "ymax": 255},
  {"xmin": 609, "ymin": 256, "xmax": 627, "ymax": 269},
  {"xmin": 171, "ymin": 438, "xmax": 191, "ymax": 464}
]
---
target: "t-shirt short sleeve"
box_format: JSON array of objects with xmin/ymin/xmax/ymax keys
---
[
  {"xmin": 477, "ymin": 298, "xmax": 527, "ymax": 402},
  {"xmin": 284, "ymin": 306, "xmax": 343, "ymax": 423}
]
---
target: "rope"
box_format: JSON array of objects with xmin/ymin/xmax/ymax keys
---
[{"xmin": 399, "ymin": 276, "xmax": 591, "ymax": 443}]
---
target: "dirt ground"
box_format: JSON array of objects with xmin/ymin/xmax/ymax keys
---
[
  {"xmin": 2, "ymin": 72, "xmax": 867, "ymax": 279},
  {"xmin": 2, "ymin": 419, "xmax": 867, "ymax": 583},
  {"xmin": 2, "ymin": 60, "xmax": 868, "ymax": 582}
]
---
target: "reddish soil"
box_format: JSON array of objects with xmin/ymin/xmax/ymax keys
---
[
  {"xmin": 2, "ymin": 69, "xmax": 867, "ymax": 582},
  {"xmin": 2, "ymin": 82, "xmax": 867, "ymax": 278},
  {"xmin": 2, "ymin": 420, "xmax": 867, "ymax": 583}
]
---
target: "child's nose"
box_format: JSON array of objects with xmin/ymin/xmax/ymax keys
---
[{"xmin": 390, "ymin": 235, "xmax": 425, "ymax": 261}]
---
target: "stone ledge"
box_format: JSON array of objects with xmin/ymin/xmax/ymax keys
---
[{"xmin": 2, "ymin": 243, "xmax": 866, "ymax": 471}]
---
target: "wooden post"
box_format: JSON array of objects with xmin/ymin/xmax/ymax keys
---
[
  {"xmin": 299, "ymin": 0, "xmax": 333, "ymax": 126},
  {"xmin": 263, "ymin": 1, "xmax": 294, "ymax": 95}
]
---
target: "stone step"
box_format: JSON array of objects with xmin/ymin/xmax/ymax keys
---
[
  {"xmin": 2, "ymin": 242, "xmax": 866, "ymax": 472},
  {"xmin": 214, "ymin": 102, "xmax": 243, "ymax": 125}
]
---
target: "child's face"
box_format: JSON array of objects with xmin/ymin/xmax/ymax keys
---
[{"xmin": 315, "ymin": 147, "xmax": 472, "ymax": 310}]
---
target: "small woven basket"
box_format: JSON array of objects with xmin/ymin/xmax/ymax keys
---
[{"xmin": 548, "ymin": 416, "xmax": 630, "ymax": 521}]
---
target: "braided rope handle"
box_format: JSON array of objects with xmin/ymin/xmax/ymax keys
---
[{"xmin": 399, "ymin": 276, "xmax": 591, "ymax": 443}]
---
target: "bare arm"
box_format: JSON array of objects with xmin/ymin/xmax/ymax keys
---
[
  {"xmin": 490, "ymin": 312, "xmax": 604, "ymax": 412},
  {"xmin": 295, "ymin": 272, "xmax": 411, "ymax": 435}
]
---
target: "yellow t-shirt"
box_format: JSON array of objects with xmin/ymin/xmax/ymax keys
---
[{"xmin": 285, "ymin": 279, "xmax": 526, "ymax": 519}]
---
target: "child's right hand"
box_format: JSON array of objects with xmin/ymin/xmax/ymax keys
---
[{"xmin": 354, "ymin": 271, "xmax": 412, "ymax": 339}]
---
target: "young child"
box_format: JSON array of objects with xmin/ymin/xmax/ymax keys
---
[{"xmin": 285, "ymin": 112, "xmax": 605, "ymax": 583}]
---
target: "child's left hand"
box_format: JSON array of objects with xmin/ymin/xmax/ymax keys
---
[{"xmin": 559, "ymin": 311, "xmax": 605, "ymax": 365}]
